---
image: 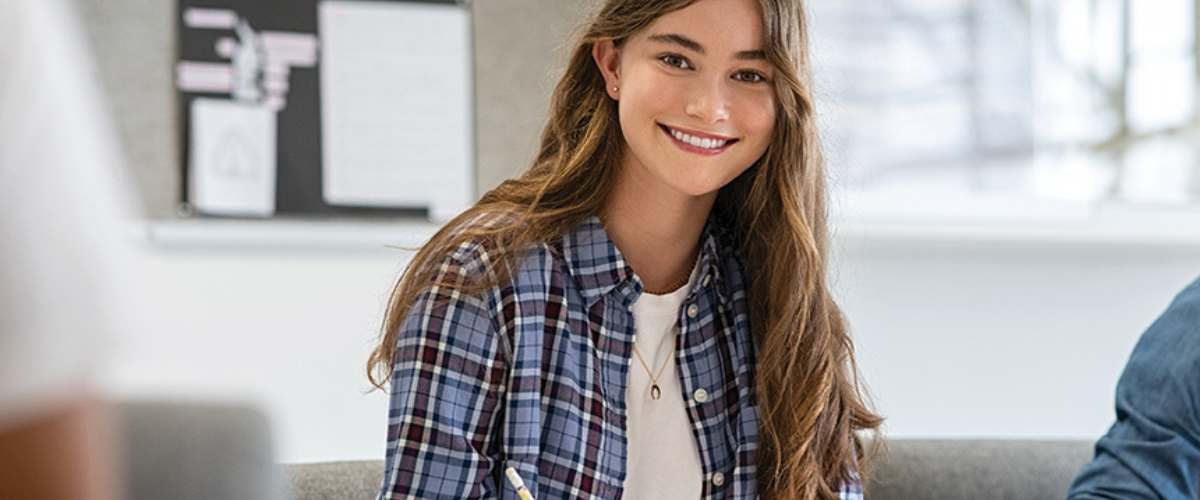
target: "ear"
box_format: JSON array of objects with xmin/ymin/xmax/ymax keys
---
[{"xmin": 592, "ymin": 40, "xmax": 621, "ymax": 101}]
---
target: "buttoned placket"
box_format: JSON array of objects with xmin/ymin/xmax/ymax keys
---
[{"xmin": 693, "ymin": 266, "xmax": 742, "ymax": 498}]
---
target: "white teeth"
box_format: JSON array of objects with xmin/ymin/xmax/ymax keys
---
[{"xmin": 670, "ymin": 128, "xmax": 727, "ymax": 149}]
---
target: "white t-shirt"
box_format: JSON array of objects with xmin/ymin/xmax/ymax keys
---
[
  {"xmin": 0, "ymin": 0, "xmax": 132, "ymax": 429},
  {"xmin": 624, "ymin": 261, "xmax": 703, "ymax": 499}
]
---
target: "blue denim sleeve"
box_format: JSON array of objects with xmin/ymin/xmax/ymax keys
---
[{"xmin": 1067, "ymin": 276, "xmax": 1200, "ymax": 500}]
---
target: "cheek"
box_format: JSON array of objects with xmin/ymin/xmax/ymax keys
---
[
  {"xmin": 621, "ymin": 74, "xmax": 677, "ymax": 117},
  {"xmin": 748, "ymin": 96, "xmax": 777, "ymax": 137},
  {"xmin": 737, "ymin": 97, "xmax": 776, "ymax": 151}
]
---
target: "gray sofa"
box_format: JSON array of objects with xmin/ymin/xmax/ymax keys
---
[
  {"xmin": 865, "ymin": 439, "xmax": 1094, "ymax": 500},
  {"xmin": 281, "ymin": 441, "xmax": 1096, "ymax": 500},
  {"xmin": 118, "ymin": 401, "xmax": 1096, "ymax": 500}
]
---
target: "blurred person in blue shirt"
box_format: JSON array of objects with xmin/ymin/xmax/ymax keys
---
[{"xmin": 1068, "ymin": 275, "xmax": 1200, "ymax": 500}]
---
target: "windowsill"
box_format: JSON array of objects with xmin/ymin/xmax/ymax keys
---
[
  {"xmin": 133, "ymin": 199, "xmax": 1200, "ymax": 254},
  {"xmin": 136, "ymin": 216, "xmax": 441, "ymax": 252},
  {"xmin": 831, "ymin": 184, "xmax": 1200, "ymax": 253}
]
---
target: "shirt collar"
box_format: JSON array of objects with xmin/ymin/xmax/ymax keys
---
[{"xmin": 561, "ymin": 216, "xmax": 729, "ymax": 308}]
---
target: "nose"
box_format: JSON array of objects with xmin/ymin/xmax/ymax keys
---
[{"xmin": 684, "ymin": 77, "xmax": 730, "ymax": 124}]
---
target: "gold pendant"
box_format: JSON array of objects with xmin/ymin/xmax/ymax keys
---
[{"xmin": 651, "ymin": 384, "xmax": 661, "ymax": 400}]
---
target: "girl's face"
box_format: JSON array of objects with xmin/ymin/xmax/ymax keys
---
[{"xmin": 594, "ymin": 0, "xmax": 777, "ymax": 201}]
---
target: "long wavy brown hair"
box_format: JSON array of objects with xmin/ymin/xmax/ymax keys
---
[{"xmin": 367, "ymin": 0, "xmax": 882, "ymax": 498}]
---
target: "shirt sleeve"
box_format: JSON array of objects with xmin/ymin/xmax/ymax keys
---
[
  {"xmin": 1067, "ymin": 276, "xmax": 1200, "ymax": 500},
  {"xmin": 838, "ymin": 480, "xmax": 864, "ymax": 500},
  {"xmin": 377, "ymin": 246, "xmax": 509, "ymax": 500}
]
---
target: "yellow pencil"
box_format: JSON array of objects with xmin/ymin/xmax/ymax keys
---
[{"xmin": 504, "ymin": 466, "xmax": 536, "ymax": 500}]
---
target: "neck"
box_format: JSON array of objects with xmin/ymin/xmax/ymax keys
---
[{"xmin": 602, "ymin": 163, "xmax": 714, "ymax": 294}]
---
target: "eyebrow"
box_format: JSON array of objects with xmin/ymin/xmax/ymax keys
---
[{"xmin": 646, "ymin": 33, "xmax": 767, "ymax": 61}]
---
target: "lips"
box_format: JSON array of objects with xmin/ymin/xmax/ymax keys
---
[
  {"xmin": 662, "ymin": 124, "xmax": 734, "ymax": 148},
  {"xmin": 660, "ymin": 124, "xmax": 738, "ymax": 151}
]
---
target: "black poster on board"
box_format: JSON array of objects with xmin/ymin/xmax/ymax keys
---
[{"xmin": 176, "ymin": 0, "xmax": 455, "ymax": 219}]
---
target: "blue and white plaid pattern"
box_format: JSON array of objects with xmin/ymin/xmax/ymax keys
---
[{"xmin": 377, "ymin": 216, "xmax": 863, "ymax": 499}]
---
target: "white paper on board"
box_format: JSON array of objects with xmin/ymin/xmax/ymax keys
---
[
  {"xmin": 188, "ymin": 98, "xmax": 277, "ymax": 216},
  {"xmin": 183, "ymin": 8, "xmax": 238, "ymax": 29},
  {"xmin": 318, "ymin": 0, "xmax": 473, "ymax": 221}
]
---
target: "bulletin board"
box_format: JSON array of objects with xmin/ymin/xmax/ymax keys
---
[{"xmin": 175, "ymin": 0, "xmax": 470, "ymax": 220}]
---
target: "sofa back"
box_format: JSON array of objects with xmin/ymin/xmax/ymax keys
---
[
  {"xmin": 866, "ymin": 439, "xmax": 1094, "ymax": 500},
  {"xmin": 286, "ymin": 461, "xmax": 383, "ymax": 500},
  {"xmin": 279, "ymin": 439, "xmax": 1096, "ymax": 500}
]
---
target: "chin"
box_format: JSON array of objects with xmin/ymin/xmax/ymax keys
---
[{"xmin": 674, "ymin": 182, "xmax": 723, "ymax": 199}]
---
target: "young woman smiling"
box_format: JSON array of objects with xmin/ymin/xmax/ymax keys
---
[{"xmin": 368, "ymin": 0, "xmax": 882, "ymax": 499}]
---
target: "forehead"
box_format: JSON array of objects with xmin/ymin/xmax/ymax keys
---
[{"xmin": 633, "ymin": 0, "xmax": 766, "ymax": 53}]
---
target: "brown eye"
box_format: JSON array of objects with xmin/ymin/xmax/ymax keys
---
[
  {"xmin": 734, "ymin": 71, "xmax": 765, "ymax": 83},
  {"xmin": 660, "ymin": 54, "xmax": 691, "ymax": 69}
]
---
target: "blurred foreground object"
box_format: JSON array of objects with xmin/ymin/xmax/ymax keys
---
[
  {"xmin": 0, "ymin": 0, "xmax": 136, "ymax": 498},
  {"xmin": 118, "ymin": 401, "xmax": 281, "ymax": 500}
]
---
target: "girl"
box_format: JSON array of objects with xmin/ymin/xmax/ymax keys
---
[{"xmin": 368, "ymin": 0, "xmax": 882, "ymax": 498}]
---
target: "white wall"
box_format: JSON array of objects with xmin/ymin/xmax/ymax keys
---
[
  {"xmin": 835, "ymin": 235, "xmax": 1200, "ymax": 440},
  {"xmin": 99, "ymin": 223, "xmax": 1200, "ymax": 464},
  {"xmin": 102, "ymin": 238, "xmax": 411, "ymax": 463}
]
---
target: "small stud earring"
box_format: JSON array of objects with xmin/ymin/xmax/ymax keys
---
[{"xmin": 613, "ymin": 86, "xmax": 618, "ymax": 93}]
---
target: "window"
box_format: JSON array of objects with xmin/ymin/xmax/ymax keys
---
[{"xmin": 810, "ymin": 0, "xmax": 1200, "ymax": 214}]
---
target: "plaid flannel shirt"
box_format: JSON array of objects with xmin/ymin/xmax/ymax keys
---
[{"xmin": 377, "ymin": 216, "xmax": 864, "ymax": 500}]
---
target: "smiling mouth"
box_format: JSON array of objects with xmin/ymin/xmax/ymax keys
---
[{"xmin": 660, "ymin": 125, "xmax": 738, "ymax": 150}]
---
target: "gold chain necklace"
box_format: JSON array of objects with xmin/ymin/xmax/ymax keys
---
[
  {"xmin": 643, "ymin": 251, "xmax": 700, "ymax": 295},
  {"xmin": 632, "ymin": 338, "xmax": 676, "ymax": 400}
]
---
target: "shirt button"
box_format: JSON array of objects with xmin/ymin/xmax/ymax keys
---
[
  {"xmin": 693, "ymin": 388, "xmax": 709, "ymax": 403},
  {"xmin": 702, "ymin": 274, "xmax": 711, "ymax": 287},
  {"xmin": 712, "ymin": 472, "xmax": 725, "ymax": 487},
  {"xmin": 687, "ymin": 304, "xmax": 699, "ymax": 318}
]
